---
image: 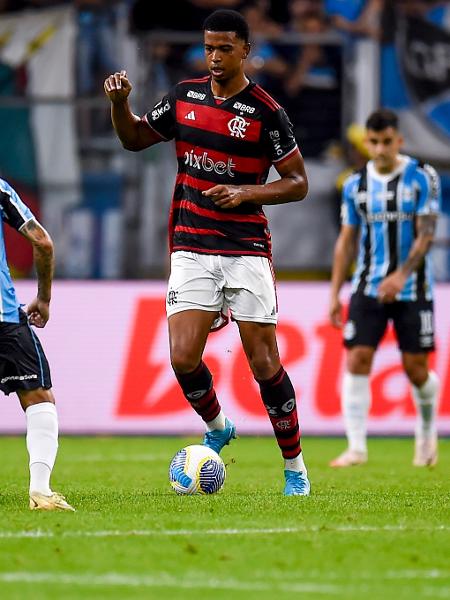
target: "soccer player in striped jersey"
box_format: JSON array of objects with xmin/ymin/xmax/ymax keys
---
[
  {"xmin": 329, "ymin": 109, "xmax": 441, "ymax": 468},
  {"xmin": 104, "ymin": 9, "xmax": 311, "ymax": 495},
  {"xmin": 0, "ymin": 178, "xmax": 74, "ymax": 511}
]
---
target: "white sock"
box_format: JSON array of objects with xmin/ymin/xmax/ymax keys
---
[
  {"xmin": 206, "ymin": 409, "xmax": 226, "ymax": 431},
  {"xmin": 342, "ymin": 372, "xmax": 371, "ymax": 454},
  {"xmin": 284, "ymin": 452, "xmax": 307, "ymax": 474},
  {"xmin": 26, "ymin": 402, "xmax": 58, "ymax": 496},
  {"xmin": 412, "ymin": 371, "xmax": 439, "ymax": 440}
]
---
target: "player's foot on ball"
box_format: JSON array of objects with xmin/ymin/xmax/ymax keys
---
[
  {"xmin": 29, "ymin": 491, "xmax": 75, "ymax": 512},
  {"xmin": 413, "ymin": 435, "xmax": 438, "ymax": 467},
  {"xmin": 283, "ymin": 470, "xmax": 311, "ymax": 496},
  {"xmin": 203, "ymin": 417, "xmax": 236, "ymax": 454},
  {"xmin": 329, "ymin": 449, "xmax": 367, "ymax": 468}
]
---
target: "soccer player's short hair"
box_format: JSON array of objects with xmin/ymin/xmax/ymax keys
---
[
  {"xmin": 366, "ymin": 109, "xmax": 399, "ymax": 132},
  {"xmin": 203, "ymin": 9, "xmax": 250, "ymax": 43}
]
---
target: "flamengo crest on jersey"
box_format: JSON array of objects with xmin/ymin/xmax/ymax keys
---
[
  {"xmin": 0, "ymin": 178, "xmax": 35, "ymax": 323},
  {"xmin": 143, "ymin": 77, "xmax": 300, "ymax": 258},
  {"xmin": 341, "ymin": 156, "xmax": 441, "ymax": 302}
]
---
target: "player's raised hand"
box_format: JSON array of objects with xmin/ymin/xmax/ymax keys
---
[
  {"xmin": 26, "ymin": 297, "xmax": 50, "ymax": 328},
  {"xmin": 329, "ymin": 296, "xmax": 343, "ymax": 328},
  {"xmin": 203, "ymin": 184, "xmax": 246, "ymax": 209},
  {"xmin": 104, "ymin": 70, "xmax": 132, "ymax": 104}
]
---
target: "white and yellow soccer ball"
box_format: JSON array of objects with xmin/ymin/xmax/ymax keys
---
[{"xmin": 169, "ymin": 444, "xmax": 226, "ymax": 495}]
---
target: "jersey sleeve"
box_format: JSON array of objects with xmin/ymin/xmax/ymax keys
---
[
  {"xmin": 341, "ymin": 174, "xmax": 361, "ymax": 226},
  {"xmin": 143, "ymin": 87, "xmax": 177, "ymax": 141},
  {"xmin": 415, "ymin": 163, "xmax": 441, "ymax": 216},
  {"xmin": 0, "ymin": 180, "xmax": 34, "ymax": 231},
  {"xmin": 262, "ymin": 107, "xmax": 299, "ymax": 165}
]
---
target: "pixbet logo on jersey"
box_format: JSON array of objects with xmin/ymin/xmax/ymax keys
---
[{"xmin": 184, "ymin": 149, "xmax": 236, "ymax": 177}]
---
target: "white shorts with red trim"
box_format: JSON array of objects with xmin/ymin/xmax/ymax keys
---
[{"xmin": 166, "ymin": 251, "xmax": 278, "ymax": 330}]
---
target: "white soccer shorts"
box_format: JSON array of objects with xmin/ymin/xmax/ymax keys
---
[{"xmin": 166, "ymin": 251, "xmax": 278, "ymax": 329}]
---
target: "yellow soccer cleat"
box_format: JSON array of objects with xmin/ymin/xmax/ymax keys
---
[{"xmin": 29, "ymin": 491, "xmax": 75, "ymax": 512}]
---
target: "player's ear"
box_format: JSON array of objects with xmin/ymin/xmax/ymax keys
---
[{"xmin": 243, "ymin": 42, "xmax": 251, "ymax": 58}]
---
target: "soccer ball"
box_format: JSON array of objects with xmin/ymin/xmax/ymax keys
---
[{"xmin": 169, "ymin": 444, "xmax": 226, "ymax": 495}]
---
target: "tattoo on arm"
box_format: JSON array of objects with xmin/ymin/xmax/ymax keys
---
[
  {"xmin": 417, "ymin": 214, "xmax": 437, "ymax": 237},
  {"xmin": 401, "ymin": 214, "xmax": 437, "ymax": 276},
  {"xmin": 21, "ymin": 219, "xmax": 54, "ymax": 301}
]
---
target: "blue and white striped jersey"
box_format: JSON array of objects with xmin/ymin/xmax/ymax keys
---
[
  {"xmin": 341, "ymin": 155, "xmax": 441, "ymax": 301},
  {"xmin": 0, "ymin": 178, "xmax": 34, "ymax": 322}
]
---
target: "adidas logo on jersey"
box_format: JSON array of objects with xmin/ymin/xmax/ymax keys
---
[{"xmin": 185, "ymin": 111, "xmax": 196, "ymax": 121}]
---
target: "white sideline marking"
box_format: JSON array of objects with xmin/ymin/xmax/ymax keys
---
[
  {"xmin": 0, "ymin": 571, "xmax": 447, "ymax": 593},
  {"xmin": 0, "ymin": 572, "xmax": 339, "ymax": 594},
  {"xmin": 0, "ymin": 524, "xmax": 449, "ymax": 540}
]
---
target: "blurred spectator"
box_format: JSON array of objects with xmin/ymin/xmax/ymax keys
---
[
  {"xmin": 285, "ymin": 2, "xmax": 338, "ymax": 97},
  {"xmin": 325, "ymin": 0, "xmax": 383, "ymax": 39},
  {"xmin": 282, "ymin": 1, "xmax": 342, "ymax": 156},
  {"xmin": 75, "ymin": 0, "xmax": 119, "ymax": 96}
]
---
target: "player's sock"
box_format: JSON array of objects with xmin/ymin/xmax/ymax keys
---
[
  {"xmin": 342, "ymin": 372, "xmax": 371, "ymax": 454},
  {"xmin": 175, "ymin": 361, "xmax": 222, "ymax": 424},
  {"xmin": 26, "ymin": 402, "xmax": 58, "ymax": 496},
  {"xmin": 257, "ymin": 366, "xmax": 303, "ymax": 464},
  {"xmin": 205, "ymin": 410, "xmax": 226, "ymax": 432},
  {"xmin": 411, "ymin": 370, "xmax": 439, "ymax": 439},
  {"xmin": 284, "ymin": 452, "xmax": 307, "ymax": 475}
]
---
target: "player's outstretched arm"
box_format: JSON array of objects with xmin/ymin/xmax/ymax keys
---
[
  {"xmin": 329, "ymin": 225, "xmax": 358, "ymax": 328},
  {"xmin": 20, "ymin": 219, "xmax": 54, "ymax": 328},
  {"xmin": 378, "ymin": 214, "xmax": 437, "ymax": 303},
  {"xmin": 104, "ymin": 70, "xmax": 161, "ymax": 151},
  {"xmin": 203, "ymin": 152, "xmax": 308, "ymax": 209}
]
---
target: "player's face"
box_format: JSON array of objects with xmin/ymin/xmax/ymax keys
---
[
  {"xmin": 204, "ymin": 31, "xmax": 249, "ymax": 83},
  {"xmin": 365, "ymin": 127, "xmax": 403, "ymax": 172}
]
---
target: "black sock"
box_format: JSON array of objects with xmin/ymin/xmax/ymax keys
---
[
  {"xmin": 175, "ymin": 361, "xmax": 221, "ymax": 423},
  {"xmin": 258, "ymin": 366, "xmax": 301, "ymax": 459}
]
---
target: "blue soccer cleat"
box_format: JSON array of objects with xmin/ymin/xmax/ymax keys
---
[
  {"xmin": 203, "ymin": 417, "xmax": 236, "ymax": 454},
  {"xmin": 283, "ymin": 469, "xmax": 311, "ymax": 496}
]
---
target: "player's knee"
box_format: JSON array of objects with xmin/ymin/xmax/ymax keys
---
[
  {"xmin": 18, "ymin": 387, "xmax": 55, "ymax": 410},
  {"xmin": 403, "ymin": 359, "xmax": 428, "ymax": 387},
  {"xmin": 347, "ymin": 348, "xmax": 373, "ymax": 374},
  {"xmin": 170, "ymin": 351, "xmax": 201, "ymax": 375},
  {"xmin": 248, "ymin": 353, "xmax": 279, "ymax": 380}
]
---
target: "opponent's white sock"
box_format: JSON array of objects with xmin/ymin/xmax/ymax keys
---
[
  {"xmin": 206, "ymin": 409, "xmax": 226, "ymax": 431},
  {"xmin": 284, "ymin": 452, "xmax": 307, "ymax": 475},
  {"xmin": 26, "ymin": 402, "xmax": 58, "ymax": 496},
  {"xmin": 342, "ymin": 372, "xmax": 371, "ymax": 454},
  {"xmin": 412, "ymin": 371, "xmax": 439, "ymax": 440}
]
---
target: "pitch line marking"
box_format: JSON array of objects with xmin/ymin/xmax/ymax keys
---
[
  {"xmin": 0, "ymin": 572, "xmax": 339, "ymax": 594},
  {"xmin": 0, "ymin": 571, "xmax": 448, "ymax": 594},
  {"xmin": 0, "ymin": 524, "xmax": 449, "ymax": 540}
]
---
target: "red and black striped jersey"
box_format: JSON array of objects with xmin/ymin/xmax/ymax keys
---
[{"xmin": 143, "ymin": 76, "xmax": 300, "ymax": 258}]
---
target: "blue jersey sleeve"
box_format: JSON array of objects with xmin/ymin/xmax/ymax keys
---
[
  {"xmin": 341, "ymin": 174, "xmax": 361, "ymax": 226},
  {"xmin": 0, "ymin": 179, "xmax": 35, "ymax": 231},
  {"xmin": 415, "ymin": 163, "xmax": 441, "ymax": 216}
]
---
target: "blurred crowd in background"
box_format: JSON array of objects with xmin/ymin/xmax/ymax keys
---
[{"xmin": 0, "ymin": 0, "xmax": 449, "ymax": 279}]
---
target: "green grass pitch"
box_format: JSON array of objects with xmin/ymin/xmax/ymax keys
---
[{"xmin": 0, "ymin": 436, "xmax": 448, "ymax": 599}]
